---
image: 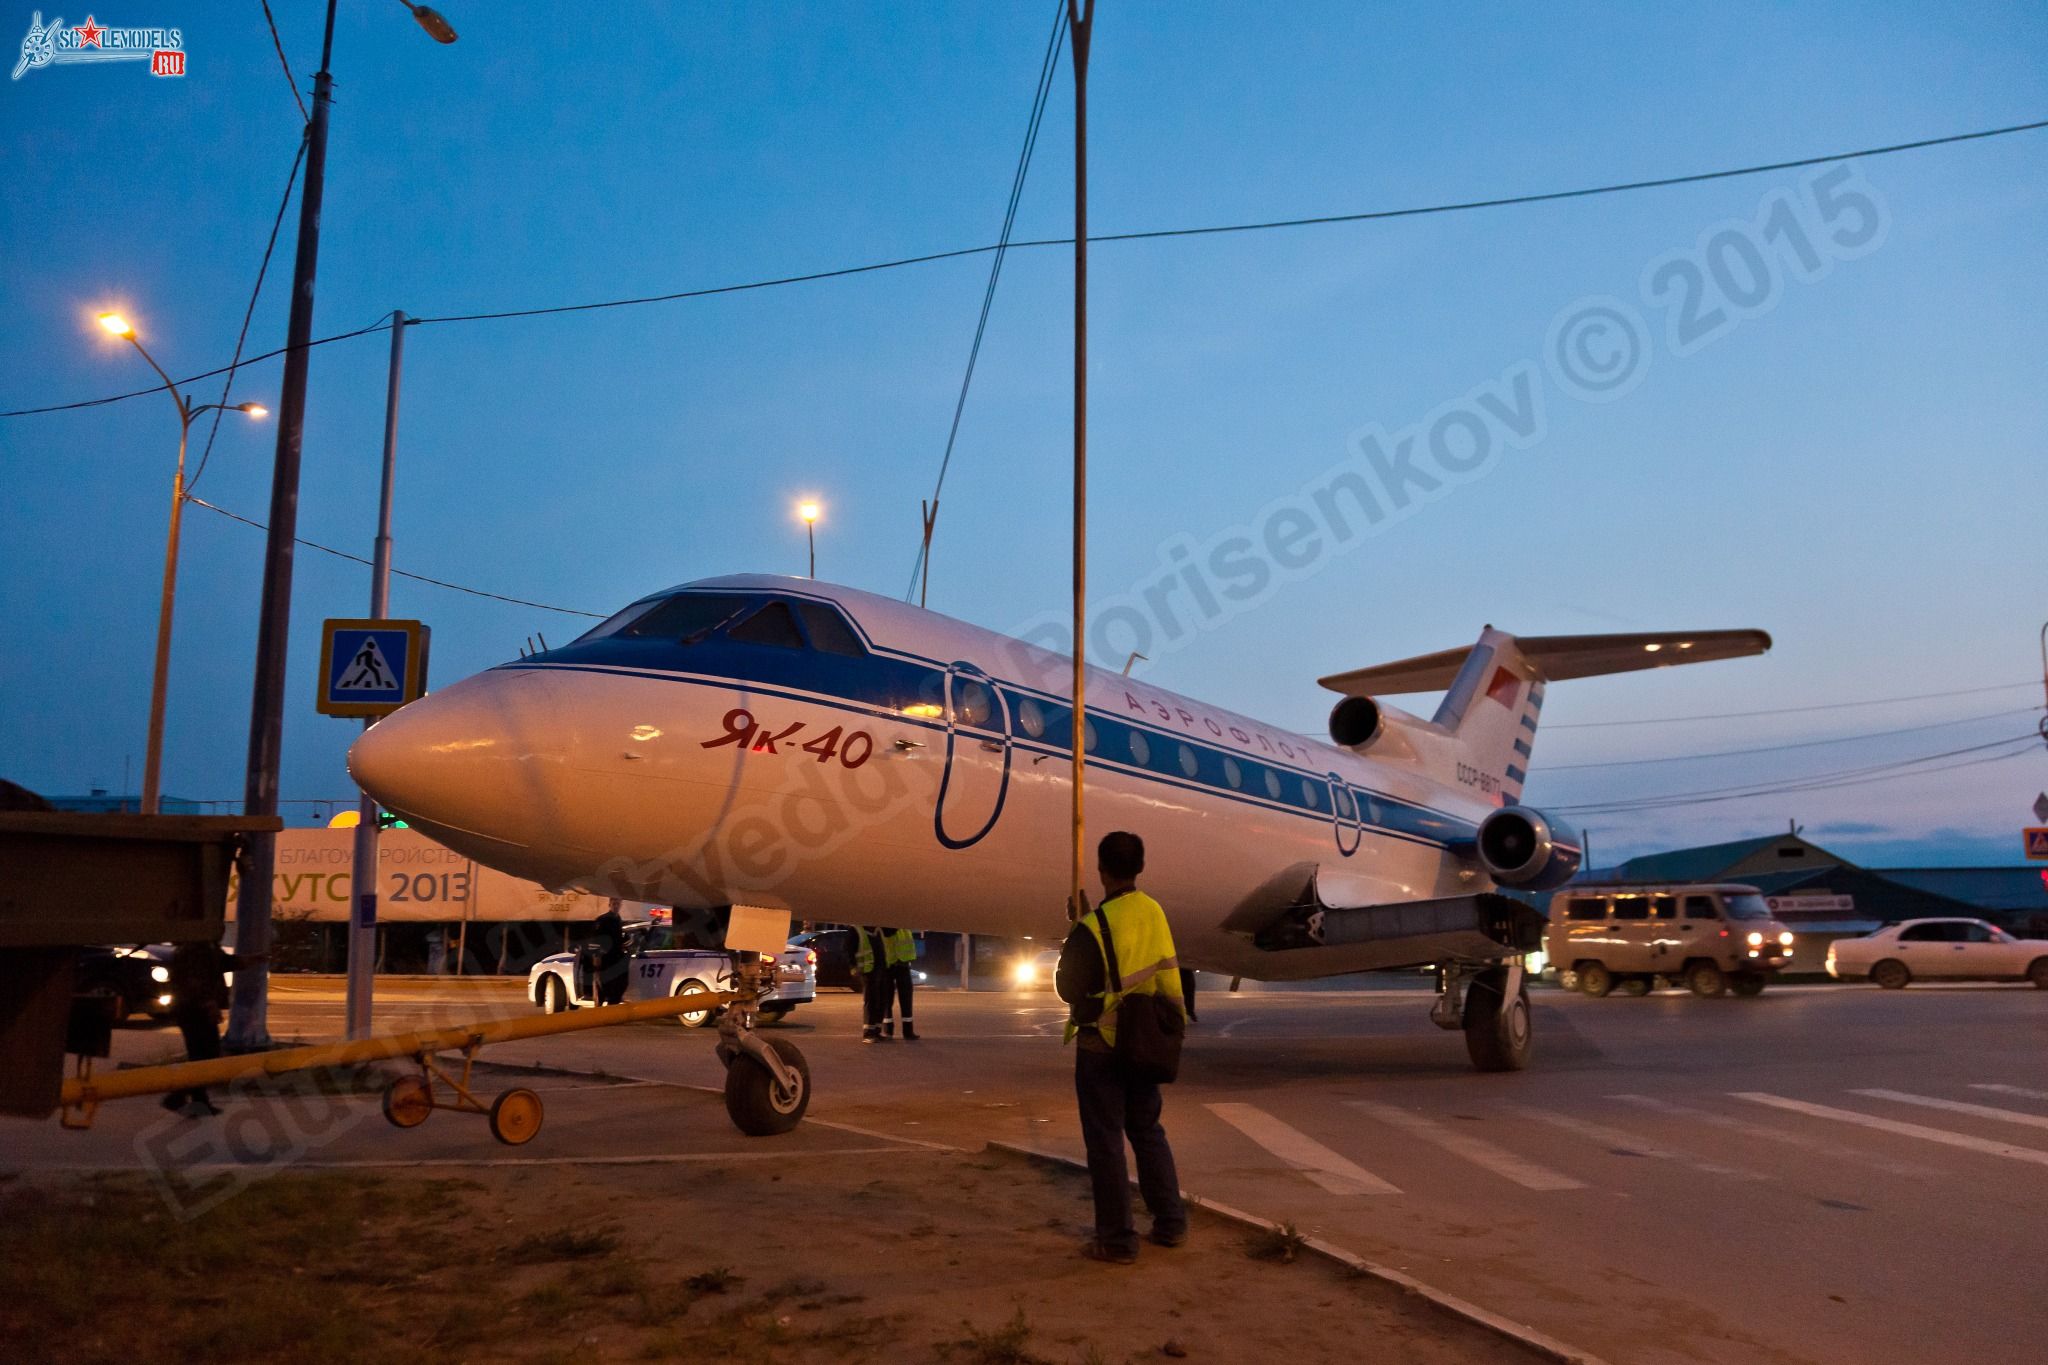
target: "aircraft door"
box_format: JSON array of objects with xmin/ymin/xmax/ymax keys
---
[
  {"xmin": 1328, "ymin": 772, "xmax": 1364, "ymax": 857},
  {"xmin": 934, "ymin": 662, "xmax": 1014, "ymax": 850}
]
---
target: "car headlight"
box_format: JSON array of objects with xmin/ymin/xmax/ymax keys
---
[
  {"xmin": 1778, "ymin": 932, "xmax": 1794, "ymax": 946},
  {"xmin": 156, "ymin": 993, "xmax": 173, "ymax": 1007},
  {"xmin": 1746, "ymin": 931, "xmax": 1764, "ymax": 946},
  {"xmin": 1013, "ymin": 961, "xmax": 1037, "ymax": 986},
  {"xmin": 151, "ymin": 965, "xmax": 170, "ymax": 983}
]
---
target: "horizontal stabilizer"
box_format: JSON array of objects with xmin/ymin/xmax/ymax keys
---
[{"xmin": 1319, "ymin": 629, "xmax": 1771, "ymax": 697}]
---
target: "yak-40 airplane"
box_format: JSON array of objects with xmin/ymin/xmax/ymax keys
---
[{"xmin": 349, "ymin": 574, "xmax": 1767, "ymax": 1131}]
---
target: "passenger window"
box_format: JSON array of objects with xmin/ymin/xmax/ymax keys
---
[
  {"xmin": 1567, "ymin": 899, "xmax": 1606, "ymax": 922},
  {"xmin": 1263, "ymin": 769, "xmax": 1282, "ymax": 800},
  {"xmin": 1179, "ymin": 745, "xmax": 1200, "ymax": 778},
  {"xmin": 1302, "ymin": 779, "xmax": 1321, "ymax": 809},
  {"xmin": 1129, "ymin": 731, "xmax": 1152, "ymax": 766},
  {"xmin": 1084, "ymin": 719, "xmax": 1099, "ymax": 754},
  {"xmin": 1334, "ymin": 785, "xmax": 1356, "ymax": 820},
  {"xmin": 621, "ymin": 592, "xmax": 751, "ymax": 641},
  {"xmin": 726, "ymin": 601, "xmax": 805, "ymax": 649},
  {"xmin": 954, "ymin": 681, "xmax": 991, "ymax": 726},
  {"xmin": 1611, "ymin": 897, "xmax": 1649, "ymax": 922},
  {"xmin": 1899, "ymin": 923, "xmax": 1946, "ymax": 943},
  {"xmin": 795, "ymin": 602, "xmax": 865, "ymax": 656},
  {"xmin": 1683, "ymin": 896, "xmax": 1718, "ymax": 920},
  {"xmin": 1223, "ymin": 757, "xmax": 1244, "ymax": 790},
  {"xmin": 1652, "ymin": 895, "xmax": 1678, "ymax": 920},
  {"xmin": 1018, "ymin": 699, "xmax": 1046, "ymax": 739},
  {"xmin": 1960, "ymin": 923, "xmax": 1995, "ymax": 943}
]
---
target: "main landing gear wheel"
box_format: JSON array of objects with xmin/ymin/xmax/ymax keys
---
[
  {"xmin": 724, "ymin": 1037, "xmax": 810, "ymax": 1135},
  {"xmin": 1577, "ymin": 963, "xmax": 1614, "ymax": 998},
  {"xmin": 381, "ymin": 1074, "xmax": 433, "ymax": 1128},
  {"xmin": 1730, "ymin": 971, "xmax": 1767, "ymax": 997},
  {"xmin": 1463, "ymin": 967, "xmax": 1532, "ymax": 1072},
  {"xmin": 489, "ymin": 1087, "xmax": 544, "ymax": 1145}
]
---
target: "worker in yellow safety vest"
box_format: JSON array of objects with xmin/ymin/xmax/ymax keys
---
[
  {"xmin": 855, "ymin": 926, "xmax": 890, "ymax": 1043},
  {"xmin": 1056, "ymin": 830, "xmax": 1187, "ymax": 1264},
  {"xmin": 880, "ymin": 927, "xmax": 919, "ymax": 1041}
]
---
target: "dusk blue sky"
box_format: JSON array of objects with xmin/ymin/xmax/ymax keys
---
[{"xmin": 3, "ymin": 2, "xmax": 2043, "ymax": 866}]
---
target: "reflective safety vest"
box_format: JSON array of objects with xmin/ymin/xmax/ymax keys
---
[
  {"xmin": 854, "ymin": 927, "xmax": 882, "ymax": 973},
  {"xmin": 1064, "ymin": 890, "xmax": 1183, "ymax": 1050},
  {"xmin": 884, "ymin": 928, "xmax": 917, "ymax": 967}
]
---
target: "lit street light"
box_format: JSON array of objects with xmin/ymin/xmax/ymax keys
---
[
  {"xmin": 798, "ymin": 500, "xmax": 821, "ymax": 578},
  {"xmin": 98, "ymin": 312, "xmax": 268, "ymax": 817}
]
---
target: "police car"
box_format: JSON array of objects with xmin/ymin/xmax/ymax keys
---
[{"xmin": 527, "ymin": 924, "xmax": 817, "ymax": 1025}]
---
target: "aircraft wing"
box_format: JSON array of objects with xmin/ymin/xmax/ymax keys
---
[{"xmin": 1217, "ymin": 865, "xmax": 1542, "ymax": 980}]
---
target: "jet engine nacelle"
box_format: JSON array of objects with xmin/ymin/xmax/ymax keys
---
[
  {"xmin": 1474, "ymin": 806, "xmax": 1583, "ymax": 890},
  {"xmin": 1327, "ymin": 695, "xmax": 1385, "ymax": 750}
]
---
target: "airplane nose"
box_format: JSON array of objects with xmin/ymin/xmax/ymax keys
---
[{"xmin": 347, "ymin": 669, "xmax": 561, "ymax": 854}]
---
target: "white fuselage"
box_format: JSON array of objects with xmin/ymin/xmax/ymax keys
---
[{"xmin": 348, "ymin": 576, "xmax": 1503, "ymax": 981}]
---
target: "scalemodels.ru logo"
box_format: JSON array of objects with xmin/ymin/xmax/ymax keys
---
[{"xmin": 13, "ymin": 12, "xmax": 185, "ymax": 80}]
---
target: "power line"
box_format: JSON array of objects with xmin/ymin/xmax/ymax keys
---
[
  {"xmin": 185, "ymin": 495, "xmax": 605, "ymax": 617},
  {"xmin": 11, "ymin": 115, "xmax": 2045, "ymax": 420},
  {"xmin": 1550, "ymin": 732, "xmax": 2039, "ymax": 814},
  {"xmin": 1540, "ymin": 706, "xmax": 2039, "ymax": 770},
  {"xmin": 258, "ymin": 0, "xmax": 310, "ymax": 124},
  {"xmin": 1545, "ymin": 679, "xmax": 2040, "ymax": 728},
  {"xmin": 188, "ymin": 127, "xmax": 309, "ymax": 493},
  {"xmin": 905, "ymin": 0, "xmax": 1068, "ymax": 603}
]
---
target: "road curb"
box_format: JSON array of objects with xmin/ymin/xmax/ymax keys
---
[{"xmin": 987, "ymin": 1139, "xmax": 1612, "ymax": 1365}]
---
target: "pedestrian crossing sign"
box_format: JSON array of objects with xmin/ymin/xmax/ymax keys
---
[
  {"xmin": 2026, "ymin": 827, "xmax": 2048, "ymax": 862},
  {"xmin": 318, "ymin": 618, "xmax": 429, "ymax": 717}
]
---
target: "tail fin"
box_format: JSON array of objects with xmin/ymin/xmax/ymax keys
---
[{"xmin": 1319, "ymin": 628, "xmax": 1771, "ymax": 805}]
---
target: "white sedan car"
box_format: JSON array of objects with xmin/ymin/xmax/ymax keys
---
[
  {"xmin": 1827, "ymin": 918, "xmax": 2048, "ymax": 990},
  {"xmin": 529, "ymin": 924, "xmax": 817, "ymax": 1025}
]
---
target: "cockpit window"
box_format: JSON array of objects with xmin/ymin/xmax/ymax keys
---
[
  {"xmin": 727, "ymin": 600, "xmax": 806, "ymax": 649},
  {"xmin": 796, "ymin": 601, "xmax": 866, "ymax": 657},
  {"xmin": 620, "ymin": 592, "xmax": 753, "ymax": 643},
  {"xmin": 571, "ymin": 595, "xmax": 664, "ymax": 643}
]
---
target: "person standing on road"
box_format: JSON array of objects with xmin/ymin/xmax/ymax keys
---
[
  {"xmin": 1057, "ymin": 831, "xmax": 1188, "ymax": 1265},
  {"xmin": 856, "ymin": 925, "xmax": 888, "ymax": 1043},
  {"xmin": 592, "ymin": 902, "xmax": 629, "ymax": 1006},
  {"xmin": 162, "ymin": 938, "xmax": 238, "ymax": 1117},
  {"xmin": 882, "ymin": 927, "xmax": 920, "ymax": 1041}
]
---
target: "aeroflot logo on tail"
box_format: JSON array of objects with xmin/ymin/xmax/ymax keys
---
[{"xmin": 13, "ymin": 12, "xmax": 185, "ymax": 80}]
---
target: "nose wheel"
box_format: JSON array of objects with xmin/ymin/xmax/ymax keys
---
[{"xmin": 714, "ymin": 952, "xmax": 811, "ymax": 1136}]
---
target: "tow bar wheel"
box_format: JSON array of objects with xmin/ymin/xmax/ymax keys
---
[
  {"xmin": 381, "ymin": 1074, "xmax": 434, "ymax": 1128},
  {"xmin": 489, "ymin": 1087, "xmax": 545, "ymax": 1145}
]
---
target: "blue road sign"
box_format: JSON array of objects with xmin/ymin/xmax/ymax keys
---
[{"xmin": 318, "ymin": 618, "xmax": 428, "ymax": 717}]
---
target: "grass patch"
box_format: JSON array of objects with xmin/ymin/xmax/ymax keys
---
[
  {"xmin": 509, "ymin": 1225, "xmax": 622, "ymax": 1263},
  {"xmin": 1246, "ymin": 1220, "xmax": 1309, "ymax": 1264},
  {"xmin": 684, "ymin": 1265, "xmax": 742, "ymax": 1295},
  {"xmin": 940, "ymin": 1308, "xmax": 1050, "ymax": 1365}
]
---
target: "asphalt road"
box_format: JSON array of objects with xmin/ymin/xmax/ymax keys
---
[{"xmin": 56, "ymin": 977, "xmax": 2048, "ymax": 1365}]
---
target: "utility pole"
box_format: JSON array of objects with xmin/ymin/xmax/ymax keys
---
[
  {"xmin": 1066, "ymin": 0, "xmax": 1093, "ymax": 918},
  {"xmin": 346, "ymin": 310, "xmax": 406, "ymax": 1040},
  {"xmin": 224, "ymin": 0, "xmax": 458, "ymax": 1049},
  {"xmin": 227, "ymin": 0, "xmax": 339, "ymax": 1050}
]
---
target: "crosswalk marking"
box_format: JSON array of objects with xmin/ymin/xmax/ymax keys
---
[
  {"xmin": 1502, "ymin": 1104, "xmax": 1765, "ymax": 1180},
  {"xmin": 1205, "ymin": 1103, "xmax": 1401, "ymax": 1195},
  {"xmin": 1348, "ymin": 1102, "xmax": 1584, "ymax": 1190},
  {"xmin": 1609, "ymin": 1094, "xmax": 1943, "ymax": 1178},
  {"xmin": 1734, "ymin": 1093, "xmax": 2048, "ymax": 1168},
  {"xmin": 1971, "ymin": 1083, "xmax": 2048, "ymax": 1103},
  {"xmin": 1853, "ymin": 1088, "xmax": 2048, "ymax": 1133}
]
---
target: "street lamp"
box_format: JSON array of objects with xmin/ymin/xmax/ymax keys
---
[
  {"xmin": 98, "ymin": 312, "xmax": 268, "ymax": 815},
  {"xmin": 798, "ymin": 501, "xmax": 821, "ymax": 578}
]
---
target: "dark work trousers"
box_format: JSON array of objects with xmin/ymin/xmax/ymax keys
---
[
  {"xmin": 1074, "ymin": 1043, "xmax": 1186, "ymax": 1255},
  {"xmin": 166, "ymin": 1007, "xmax": 223, "ymax": 1108},
  {"xmin": 862, "ymin": 965, "xmax": 889, "ymax": 1033},
  {"xmin": 1179, "ymin": 968, "xmax": 1198, "ymax": 1021},
  {"xmin": 886, "ymin": 962, "xmax": 914, "ymax": 1026},
  {"xmin": 597, "ymin": 954, "xmax": 628, "ymax": 1006}
]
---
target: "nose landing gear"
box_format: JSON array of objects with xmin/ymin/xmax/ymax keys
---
[{"xmin": 715, "ymin": 952, "xmax": 811, "ymax": 1135}]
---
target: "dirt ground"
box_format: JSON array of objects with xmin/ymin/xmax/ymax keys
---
[{"xmin": 0, "ymin": 1145, "xmax": 1538, "ymax": 1365}]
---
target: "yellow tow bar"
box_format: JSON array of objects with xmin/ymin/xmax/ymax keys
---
[{"xmin": 59, "ymin": 991, "xmax": 736, "ymax": 1144}]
